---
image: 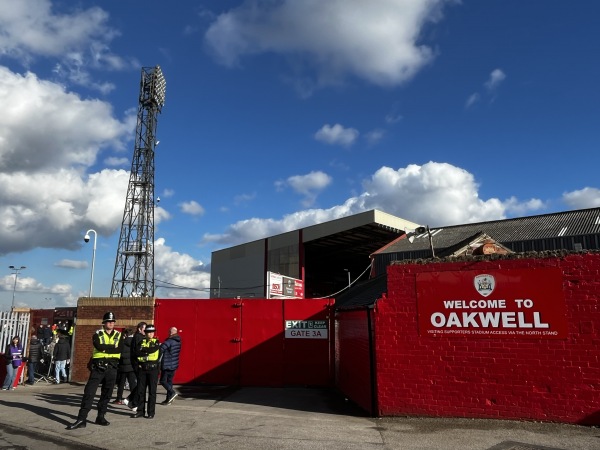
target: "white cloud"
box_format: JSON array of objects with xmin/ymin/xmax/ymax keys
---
[
  {"xmin": 502, "ymin": 197, "xmax": 545, "ymax": 216},
  {"xmin": 0, "ymin": 68, "xmax": 131, "ymax": 172},
  {"xmin": 205, "ymin": 0, "xmax": 452, "ymax": 91},
  {"xmin": 385, "ymin": 102, "xmax": 403, "ymax": 124},
  {"xmin": 104, "ymin": 156, "xmax": 129, "ymax": 166},
  {"xmin": 365, "ymin": 129, "xmax": 385, "ymax": 146},
  {"xmin": 385, "ymin": 113, "xmax": 403, "ymax": 124},
  {"xmin": 466, "ymin": 68, "xmax": 506, "ymax": 107},
  {"xmin": 202, "ymin": 161, "xmax": 544, "ymax": 247},
  {"xmin": 161, "ymin": 188, "xmax": 175, "ymax": 198},
  {"xmin": 315, "ymin": 124, "xmax": 359, "ymax": 147},
  {"xmin": 562, "ymin": 187, "xmax": 600, "ymax": 209},
  {"xmin": 485, "ymin": 68, "xmax": 506, "ymax": 91},
  {"xmin": 0, "ymin": 68, "xmax": 133, "ymax": 255},
  {"xmin": 154, "ymin": 238, "xmax": 210, "ymax": 298},
  {"xmin": 155, "ymin": 206, "xmax": 171, "ymax": 225},
  {"xmin": 180, "ymin": 200, "xmax": 205, "ymax": 216},
  {"xmin": 234, "ymin": 192, "xmax": 256, "ymax": 205},
  {"xmin": 282, "ymin": 171, "xmax": 333, "ymax": 207},
  {"xmin": 0, "ymin": 0, "xmax": 135, "ymax": 91},
  {"xmin": 55, "ymin": 259, "xmax": 87, "ymax": 269},
  {"xmin": 465, "ymin": 92, "xmax": 480, "ymax": 108}
]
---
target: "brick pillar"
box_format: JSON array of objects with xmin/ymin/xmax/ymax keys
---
[{"xmin": 71, "ymin": 297, "xmax": 155, "ymax": 382}]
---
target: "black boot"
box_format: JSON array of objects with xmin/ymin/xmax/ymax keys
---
[
  {"xmin": 95, "ymin": 415, "xmax": 110, "ymax": 426},
  {"xmin": 131, "ymin": 411, "xmax": 145, "ymax": 418},
  {"xmin": 66, "ymin": 419, "xmax": 86, "ymax": 430}
]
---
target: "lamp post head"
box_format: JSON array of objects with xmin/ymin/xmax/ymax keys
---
[
  {"xmin": 9, "ymin": 265, "xmax": 26, "ymax": 271},
  {"xmin": 84, "ymin": 234, "xmax": 90, "ymax": 243}
]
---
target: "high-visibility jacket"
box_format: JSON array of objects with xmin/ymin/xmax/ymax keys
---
[
  {"xmin": 137, "ymin": 338, "xmax": 160, "ymax": 362},
  {"xmin": 92, "ymin": 330, "xmax": 121, "ymax": 360}
]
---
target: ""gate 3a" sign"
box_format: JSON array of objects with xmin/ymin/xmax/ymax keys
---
[{"xmin": 284, "ymin": 320, "xmax": 328, "ymax": 339}]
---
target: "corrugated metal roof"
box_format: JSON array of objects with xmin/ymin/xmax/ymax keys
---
[
  {"xmin": 374, "ymin": 207, "xmax": 600, "ymax": 255},
  {"xmin": 335, "ymin": 274, "xmax": 387, "ymax": 310}
]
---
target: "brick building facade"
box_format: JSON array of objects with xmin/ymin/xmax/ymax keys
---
[
  {"xmin": 71, "ymin": 297, "xmax": 154, "ymax": 382},
  {"xmin": 336, "ymin": 251, "xmax": 600, "ymax": 424}
]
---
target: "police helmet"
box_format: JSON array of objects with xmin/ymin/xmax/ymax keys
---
[
  {"xmin": 102, "ymin": 311, "xmax": 116, "ymax": 323},
  {"xmin": 145, "ymin": 324, "xmax": 156, "ymax": 333}
]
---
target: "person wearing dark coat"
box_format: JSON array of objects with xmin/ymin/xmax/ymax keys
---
[
  {"xmin": 123, "ymin": 321, "xmax": 146, "ymax": 411},
  {"xmin": 26, "ymin": 336, "xmax": 44, "ymax": 385},
  {"xmin": 159, "ymin": 327, "xmax": 182, "ymax": 405},
  {"xmin": 53, "ymin": 330, "xmax": 71, "ymax": 384},
  {"xmin": 113, "ymin": 329, "xmax": 137, "ymax": 404},
  {"xmin": 42, "ymin": 325, "xmax": 52, "ymax": 346}
]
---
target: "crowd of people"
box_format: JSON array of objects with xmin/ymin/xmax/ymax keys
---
[
  {"xmin": 2, "ymin": 321, "xmax": 74, "ymax": 389},
  {"xmin": 3, "ymin": 313, "xmax": 182, "ymax": 429}
]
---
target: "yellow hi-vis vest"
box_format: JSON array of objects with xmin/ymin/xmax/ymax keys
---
[
  {"xmin": 138, "ymin": 338, "xmax": 160, "ymax": 362},
  {"xmin": 92, "ymin": 330, "xmax": 121, "ymax": 359}
]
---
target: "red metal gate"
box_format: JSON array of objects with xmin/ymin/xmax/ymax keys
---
[{"xmin": 154, "ymin": 298, "xmax": 333, "ymax": 387}]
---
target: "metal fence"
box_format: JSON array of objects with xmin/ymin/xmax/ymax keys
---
[{"xmin": 1, "ymin": 310, "xmax": 31, "ymax": 384}]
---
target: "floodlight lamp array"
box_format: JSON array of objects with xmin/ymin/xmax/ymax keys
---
[{"xmin": 152, "ymin": 66, "xmax": 166, "ymax": 107}]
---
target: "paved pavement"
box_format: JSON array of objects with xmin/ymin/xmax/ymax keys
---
[{"xmin": 0, "ymin": 382, "xmax": 598, "ymax": 450}]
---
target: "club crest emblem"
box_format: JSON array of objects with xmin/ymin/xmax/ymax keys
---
[{"xmin": 474, "ymin": 274, "xmax": 495, "ymax": 297}]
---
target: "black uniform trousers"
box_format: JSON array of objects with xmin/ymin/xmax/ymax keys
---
[
  {"xmin": 115, "ymin": 370, "xmax": 137, "ymax": 401},
  {"xmin": 76, "ymin": 362, "xmax": 118, "ymax": 421},
  {"xmin": 126, "ymin": 363, "xmax": 140, "ymax": 407},
  {"xmin": 137, "ymin": 366, "xmax": 159, "ymax": 416}
]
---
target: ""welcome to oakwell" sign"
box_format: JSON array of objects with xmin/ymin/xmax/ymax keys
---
[{"xmin": 416, "ymin": 268, "xmax": 568, "ymax": 339}]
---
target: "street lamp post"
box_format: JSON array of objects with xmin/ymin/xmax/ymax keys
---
[
  {"xmin": 84, "ymin": 229, "xmax": 97, "ymax": 298},
  {"xmin": 9, "ymin": 265, "xmax": 26, "ymax": 309},
  {"xmin": 344, "ymin": 269, "xmax": 351, "ymax": 290}
]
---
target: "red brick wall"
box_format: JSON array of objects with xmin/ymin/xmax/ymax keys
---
[
  {"xmin": 71, "ymin": 297, "xmax": 155, "ymax": 382},
  {"xmin": 376, "ymin": 252, "xmax": 600, "ymax": 424}
]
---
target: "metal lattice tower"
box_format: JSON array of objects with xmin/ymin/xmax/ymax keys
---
[{"xmin": 110, "ymin": 66, "xmax": 166, "ymax": 298}]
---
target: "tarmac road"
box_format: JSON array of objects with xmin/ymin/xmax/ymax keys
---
[{"xmin": 0, "ymin": 382, "xmax": 598, "ymax": 450}]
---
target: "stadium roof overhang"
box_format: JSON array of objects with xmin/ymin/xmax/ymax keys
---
[{"xmin": 302, "ymin": 211, "xmax": 419, "ymax": 298}]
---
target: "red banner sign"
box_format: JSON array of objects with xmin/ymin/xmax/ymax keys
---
[{"xmin": 416, "ymin": 268, "xmax": 568, "ymax": 338}]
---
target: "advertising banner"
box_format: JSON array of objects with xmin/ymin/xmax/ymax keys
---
[
  {"xmin": 417, "ymin": 268, "xmax": 567, "ymax": 338},
  {"xmin": 267, "ymin": 272, "xmax": 304, "ymax": 299}
]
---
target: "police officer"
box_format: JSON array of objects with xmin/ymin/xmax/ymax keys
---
[
  {"xmin": 67, "ymin": 311, "xmax": 123, "ymax": 430},
  {"xmin": 132, "ymin": 324, "xmax": 160, "ymax": 419}
]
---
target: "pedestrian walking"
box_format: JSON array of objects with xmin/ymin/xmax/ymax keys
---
[
  {"xmin": 2, "ymin": 336, "xmax": 23, "ymax": 390},
  {"xmin": 123, "ymin": 321, "xmax": 146, "ymax": 412},
  {"xmin": 42, "ymin": 325, "xmax": 52, "ymax": 346},
  {"xmin": 113, "ymin": 328, "xmax": 136, "ymax": 404},
  {"xmin": 53, "ymin": 326, "xmax": 71, "ymax": 384},
  {"xmin": 131, "ymin": 324, "xmax": 160, "ymax": 419},
  {"xmin": 160, "ymin": 326, "xmax": 181, "ymax": 405},
  {"xmin": 26, "ymin": 335, "xmax": 44, "ymax": 385},
  {"xmin": 66, "ymin": 311, "xmax": 122, "ymax": 430},
  {"xmin": 36, "ymin": 324, "xmax": 45, "ymax": 342}
]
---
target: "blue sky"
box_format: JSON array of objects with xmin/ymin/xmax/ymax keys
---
[{"xmin": 1, "ymin": 0, "xmax": 599, "ymax": 309}]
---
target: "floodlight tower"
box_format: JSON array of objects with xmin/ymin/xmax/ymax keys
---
[{"xmin": 110, "ymin": 66, "xmax": 166, "ymax": 298}]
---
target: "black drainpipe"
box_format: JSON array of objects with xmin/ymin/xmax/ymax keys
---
[{"xmin": 367, "ymin": 304, "xmax": 378, "ymax": 417}]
